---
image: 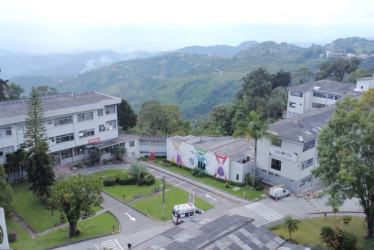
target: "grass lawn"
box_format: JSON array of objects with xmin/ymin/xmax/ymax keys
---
[
  {"xmin": 12, "ymin": 182, "xmax": 102, "ymax": 233},
  {"xmin": 8, "ymin": 212, "xmax": 118, "ymax": 250},
  {"xmin": 149, "ymin": 158, "xmax": 265, "ymax": 200},
  {"xmin": 90, "ymin": 169, "xmax": 164, "ymax": 202},
  {"xmin": 271, "ymin": 216, "xmax": 367, "ymax": 247},
  {"xmin": 131, "ymin": 185, "xmax": 214, "ymax": 221}
]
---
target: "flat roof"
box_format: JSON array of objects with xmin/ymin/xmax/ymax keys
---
[
  {"xmin": 86, "ymin": 134, "xmax": 140, "ymax": 149},
  {"xmin": 268, "ymin": 105, "xmax": 335, "ymax": 143},
  {"xmin": 288, "ymin": 79, "xmax": 359, "ymax": 96},
  {"xmin": 0, "ymin": 91, "xmax": 120, "ymax": 119},
  {"xmin": 169, "ymin": 136, "xmax": 254, "ymax": 158}
]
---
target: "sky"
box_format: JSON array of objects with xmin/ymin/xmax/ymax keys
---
[{"xmin": 0, "ymin": 0, "xmax": 373, "ymax": 53}]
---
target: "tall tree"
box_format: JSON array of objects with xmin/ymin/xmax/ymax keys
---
[
  {"xmin": 36, "ymin": 85, "xmax": 58, "ymax": 96},
  {"xmin": 312, "ymin": 89, "xmax": 374, "ymax": 239},
  {"xmin": 0, "ymin": 164, "xmax": 13, "ymax": 216},
  {"xmin": 117, "ymin": 98, "xmax": 137, "ymax": 131},
  {"xmin": 51, "ymin": 174, "xmax": 103, "ymax": 238},
  {"xmin": 6, "ymin": 82, "xmax": 25, "ymax": 100},
  {"xmin": 237, "ymin": 67, "xmax": 272, "ymax": 101},
  {"xmin": 315, "ymin": 57, "xmax": 360, "ymax": 81},
  {"xmin": 137, "ymin": 101, "xmax": 168, "ymax": 135},
  {"xmin": 233, "ymin": 111, "xmax": 270, "ymax": 187},
  {"xmin": 24, "ymin": 88, "xmax": 55, "ymax": 198},
  {"xmin": 271, "ymin": 70, "xmax": 291, "ymax": 89},
  {"xmin": 283, "ymin": 216, "xmax": 299, "ymax": 240},
  {"xmin": 0, "ymin": 78, "xmax": 8, "ymax": 101}
]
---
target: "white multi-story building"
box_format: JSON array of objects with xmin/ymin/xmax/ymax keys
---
[
  {"xmin": 286, "ymin": 79, "xmax": 359, "ymax": 118},
  {"xmin": 0, "ymin": 92, "xmax": 139, "ymax": 166}
]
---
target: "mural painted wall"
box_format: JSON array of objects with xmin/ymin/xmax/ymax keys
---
[{"xmin": 167, "ymin": 138, "xmax": 230, "ymax": 181}]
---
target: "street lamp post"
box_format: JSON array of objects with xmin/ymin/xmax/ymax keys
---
[{"xmin": 162, "ymin": 176, "xmax": 165, "ymax": 219}]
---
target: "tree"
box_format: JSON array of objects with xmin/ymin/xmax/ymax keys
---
[
  {"xmin": 24, "ymin": 88, "xmax": 55, "ymax": 198},
  {"xmin": 0, "ymin": 72, "xmax": 7, "ymax": 101},
  {"xmin": 291, "ymin": 67, "xmax": 315, "ymax": 85},
  {"xmin": 36, "ymin": 85, "xmax": 58, "ymax": 96},
  {"xmin": 6, "ymin": 82, "xmax": 25, "ymax": 100},
  {"xmin": 0, "ymin": 164, "xmax": 14, "ymax": 216},
  {"xmin": 129, "ymin": 162, "xmax": 147, "ymax": 184},
  {"xmin": 117, "ymin": 99, "xmax": 137, "ymax": 131},
  {"xmin": 233, "ymin": 111, "xmax": 270, "ymax": 187},
  {"xmin": 283, "ymin": 216, "xmax": 299, "ymax": 240},
  {"xmin": 237, "ymin": 67, "xmax": 272, "ymax": 101},
  {"xmin": 270, "ymin": 70, "xmax": 291, "ymax": 89},
  {"xmin": 347, "ymin": 68, "xmax": 372, "ymax": 83},
  {"xmin": 312, "ymin": 89, "xmax": 374, "ymax": 239},
  {"xmin": 5, "ymin": 149, "xmax": 26, "ymax": 182},
  {"xmin": 51, "ymin": 174, "xmax": 103, "ymax": 238},
  {"xmin": 112, "ymin": 145, "xmax": 127, "ymax": 162},
  {"xmin": 137, "ymin": 101, "xmax": 168, "ymax": 135},
  {"xmin": 315, "ymin": 57, "xmax": 360, "ymax": 81}
]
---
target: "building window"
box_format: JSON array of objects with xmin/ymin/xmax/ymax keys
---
[
  {"xmin": 17, "ymin": 123, "xmax": 25, "ymax": 131},
  {"xmin": 271, "ymin": 139, "xmax": 282, "ymax": 147},
  {"xmin": 289, "ymin": 102, "xmax": 296, "ymax": 108},
  {"xmin": 0, "ymin": 126, "xmax": 12, "ymax": 137},
  {"xmin": 129, "ymin": 140, "xmax": 134, "ymax": 147},
  {"xmin": 61, "ymin": 149, "xmax": 73, "ymax": 159},
  {"xmin": 98, "ymin": 109, "xmax": 103, "ymax": 117},
  {"xmin": 271, "ymin": 159, "xmax": 282, "ymax": 171},
  {"xmin": 236, "ymin": 174, "xmax": 239, "ymax": 180},
  {"xmin": 46, "ymin": 119, "xmax": 53, "ymax": 125},
  {"xmin": 105, "ymin": 105, "xmax": 115, "ymax": 114},
  {"xmin": 303, "ymin": 140, "xmax": 315, "ymax": 152},
  {"xmin": 269, "ymin": 171, "xmax": 274, "ymax": 176},
  {"xmin": 327, "ymin": 93, "xmax": 342, "ymax": 100},
  {"xmin": 54, "ymin": 116, "xmax": 73, "ymax": 126},
  {"xmin": 0, "ymin": 146, "xmax": 14, "ymax": 157},
  {"xmin": 101, "ymin": 146, "xmax": 113, "ymax": 155},
  {"xmin": 313, "ymin": 91, "xmax": 327, "ymax": 98},
  {"xmin": 77, "ymin": 112, "xmax": 94, "ymax": 122},
  {"xmin": 312, "ymin": 102, "xmax": 326, "ymax": 108},
  {"xmin": 291, "ymin": 91, "xmax": 303, "ymax": 97},
  {"xmin": 79, "ymin": 128, "xmax": 95, "ymax": 138},
  {"xmin": 74, "ymin": 146, "xmax": 84, "ymax": 156},
  {"xmin": 56, "ymin": 133, "xmax": 74, "ymax": 144},
  {"xmin": 262, "ymin": 169, "xmax": 267, "ymax": 173},
  {"xmin": 301, "ymin": 158, "xmax": 314, "ymax": 170},
  {"xmin": 49, "ymin": 137, "xmax": 55, "ymax": 143},
  {"xmin": 99, "ymin": 120, "xmax": 117, "ymax": 132},
  {"xmin": 275, "ymin": 174, "xmax": 280, "ymax": 177}
]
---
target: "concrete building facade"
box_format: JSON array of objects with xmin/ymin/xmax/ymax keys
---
[{"xmin": 0, "ymin": 92, "xmax": 139, "ymax": 166}]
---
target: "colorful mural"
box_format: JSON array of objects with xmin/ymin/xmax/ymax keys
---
[
  {"xmin": 214, "ymin": 153, "xmax": 228, "ymax": 180},
  {"xmin": 171, "ymin": 141, "xmax": 184, "ymax": 166},
  {"xmin": 191, "ymin": 147, "xmax": 208, "ymax": 171}
]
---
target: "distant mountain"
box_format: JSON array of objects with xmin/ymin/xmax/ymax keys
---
[
  {"xmin": 325, "ymin": 37, "xmax": 374, "ymax": 53},
  {"xmin": 0, "ymin": 50, "xmax": 159, "ymax": 79},
  {"xmin": 174, "ymin": 41, "xmax": 258, "ymax": 57}
]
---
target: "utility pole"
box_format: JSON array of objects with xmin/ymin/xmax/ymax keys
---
[{"xmin": 162, "ymin": 176, "xmax": 165, "ymax": 219}]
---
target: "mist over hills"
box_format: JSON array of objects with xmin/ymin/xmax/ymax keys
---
[{"xmin": 3, "ymin": 37, "xmax": 374, "ymax": 120}]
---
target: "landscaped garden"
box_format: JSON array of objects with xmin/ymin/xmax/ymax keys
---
[
  {"xmin": 8, "ymin": 181, "xmax": 118, "ymax": 249},
  {"xmin": 90, "ymin": 168, "xmax": 214, "ymax": 221},
  {"xmin": 144, "ymin": 157, "xmax": 265, "ymax": 200},
  {"xmin": 270, "ymin": 216, "xmax": 368, "ymax": 248}
]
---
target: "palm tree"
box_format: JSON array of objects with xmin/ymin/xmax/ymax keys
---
[
  {"xmin": 283, "ymin": 216, "xmax": 299, "ymax": 240},
  {"xmin": 233, "ymin": 111, "xmax": 270, "ymax": 187}
]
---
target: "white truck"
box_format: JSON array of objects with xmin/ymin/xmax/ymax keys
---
[{"xmin": 171, "ymin": 203, "xmax": 204, "ymax": 225}]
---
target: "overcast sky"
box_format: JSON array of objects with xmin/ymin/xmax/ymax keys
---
[{"xmin": 1, "ymin": 0, "xmax": 373, "ymax": 53}]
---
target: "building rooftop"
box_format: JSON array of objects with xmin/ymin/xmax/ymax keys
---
[
  {"xmin": 288, "ymin": 79, "xmax": 359, "ymax": 96},
  {"xmin": 169, "ymin": 136, "xmax": 254, "ymax": 158},
  {"xmin": 0, "ymin": 91, "xmax": 119, "ymax": 119},
  {"xmin": 86, "ymin": 134, "xmax": 140, "ymax": 149},
  {"xmin": 137, "ymin": 214, "xmax": 307, "ymax": 250},
  {"xmin": 268, "ymin": 105, "xmax": 336, "ymax": 143}
]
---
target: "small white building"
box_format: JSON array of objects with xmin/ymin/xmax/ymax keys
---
[
  {"xmin": 286, "ymin": 80, "xmax": 359, "ymax": 118},
  {"xmin": 0, "ymin": 92, "xmax": 140, "ymax": 166},
  {"xmin": 356, "ymin": 73, "xmax": 374, "ymax": 91},
  {"xmin": 167, "ymin": 136, "xmax": 254, "ymax": 183},
  {"xmin": 139, "ymin": 135, "xmax": 168, "ymax": 158},
  {"xmin": 256, "ymin": 105, "xmax": 336, "ymax": 193}
]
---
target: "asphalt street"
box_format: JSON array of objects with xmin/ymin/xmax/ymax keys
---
[{"xmin": 54, "ymin": 162, "xmax": 364, "ymax": 250}]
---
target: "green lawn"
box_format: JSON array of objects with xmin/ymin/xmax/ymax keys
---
[
  {"xmin": 149, "ymin": 158, "xmax": 265, "ymax": 200},
  {"xmin": 131, "ymin": 185, "xmax": 214, "ymax": 221},
  {"xmin": 271, "ymin": 216, "xmax": 367, "ymax": 247},
  {"xmin": 8, "ymin": 212, "xmax": 118, "ymax": 250},
  {"xmin": 12, "ymin": 182, "xmax": 102, "ymax": 233},
  {"xmin": 12, "ymin": 182, "xmax": 65, "ymax": 233}
]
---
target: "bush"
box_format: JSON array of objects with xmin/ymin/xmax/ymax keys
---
[
  {"xmin": 118, "ymin": 174, "xmax": 137, "ymax": 185},
  {"xmin": 115, "ymin": 172, "xmax": 127, "ymax": 183},
  {"xmin": 139, "ymin": 173, "xmax": 155, "ymax": 186},
  {"xmin": 341, "ymin": 231, "xmax": 357, "ymax": 250},
  {"xmin": 76, "ymin": 227, "xmax": 82, "ymax": 235},
  {"xmin": 103, "ymin": 177, "xmax": 117, "ymax": 186},
  {"xmin": 8, "ymin": 232, "xmax": 17, "ymax": 242},
  {"xmin": 191, "ymin": 167, "xmax": 206, "ymax": 177},
  {"xmin": 103, "ymin": 159, "xmax": 108, "ymax": 164},
  {"xmin": 225, "ymin": 182, "xmax": 230, "ymax": 188},
  {"xmin": 268, "ymin": 224, "xmax": 283, "ymax": 231}
]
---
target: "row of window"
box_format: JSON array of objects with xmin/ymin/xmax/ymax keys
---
[
  {"xmin": 301, "ymin": 158, "xmax": 314, "ymax": 170},
  {"xmin": 313, "ymin": 91, "xmax": 342, "ymax": 100},
  {"xmin": 312, "ymin": 102, "xmax": 325, "ymax": 108},
  {"xmin": 60, "ymin": 146, "xmax": 85, "ymax": 159},
  {"xmin": 0, "ymin": 127, "xmax": 12, "ymax": 137},
  {"xmin": 290, "ymin": 91, "xmax": 303, "ymax": 97}
]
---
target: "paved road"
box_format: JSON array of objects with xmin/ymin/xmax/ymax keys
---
[{"xmin": 54, "ymin": 162, "xmax": 364, "ymax": 250}]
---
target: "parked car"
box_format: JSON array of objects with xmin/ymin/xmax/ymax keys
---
[{"xmin": 269, "ymin": 187, "xmax": 289, "ymax": 199}]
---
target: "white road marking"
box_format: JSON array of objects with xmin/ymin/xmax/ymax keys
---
[
  {"xmin": 174, "ymin": 181, "xmax": 185, "ymax": 187},
  {"xmin": 125, "ymin": 212, "xmax": 136, "ymax": 222},
  {"xmin": 246, "ymin": 202, "xmax": 283, "ymax": 221},
  {"xmin": 205, "ymin": 194, "xmax": 217, "ymax": 202},
  {"xmin": 95, "ymin": 239, "xmax": 122, "ymax": 250},
  {"xmin": 114, "ymin": 239, "xmax": 124, "ymax": 250}
]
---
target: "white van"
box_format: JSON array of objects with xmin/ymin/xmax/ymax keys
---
[
  {"xmin": 269, "ymin": 187, "xmax": 289, "ymax": 199},
  {"xmin": 171, "ymin": 203, "xmax": 204, "ymax": 225}
]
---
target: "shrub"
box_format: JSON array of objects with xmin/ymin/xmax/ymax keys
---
[
  {"xmin": 8, "ymin": 232, "xmax": 17, "ymax": 242},
  {"xmin": 320, "ymin": 226, "xmax": 336, "ymax": 242},
  {"xmin": 139, "ymin": 174, "xmax": 155, "ymax": 186},
  {"xmin": 341, "ymin": 231, "xmax": 357, "ymax": 250},
  {"xmin": 118, "ymin": 174, "xmax": 137, "ymax": 185},
  {"xmin": 103, "ymin": 177, "xmax": 117, "ymax": 186},
  {"xmin": 191, "ymin": 167, "xmax": 205, "ymax": 177},
  {"xmin": 103, "ymin": 159, "xmax": 108, "ymax": 164},
  {"xmin": 225, "ymin": 182, "xmax": 230, "ymax": 188},
  {"xmin": 115, "ymin": 172, "xmax": 127, "ymax": 183},
  {"xmin": 76, "ymin": 227, "xmax": 82, "ymax": 235},
  {"xmin": 268, "ymin": 224, "xmax": 283, "ymax": 231}
]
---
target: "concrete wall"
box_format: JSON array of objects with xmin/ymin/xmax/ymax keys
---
[{"xmin": 140, "ymin": 140, "xmax": 166, "ymax": 157}]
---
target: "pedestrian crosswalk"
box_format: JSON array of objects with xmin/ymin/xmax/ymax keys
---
[
  {"xmin": 95, "ymin": 239, "xmax": 123, "ymax": 250},
  {"xmin": 246, "ymin": 202, "xmax": 283, "ymax": 221}
]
